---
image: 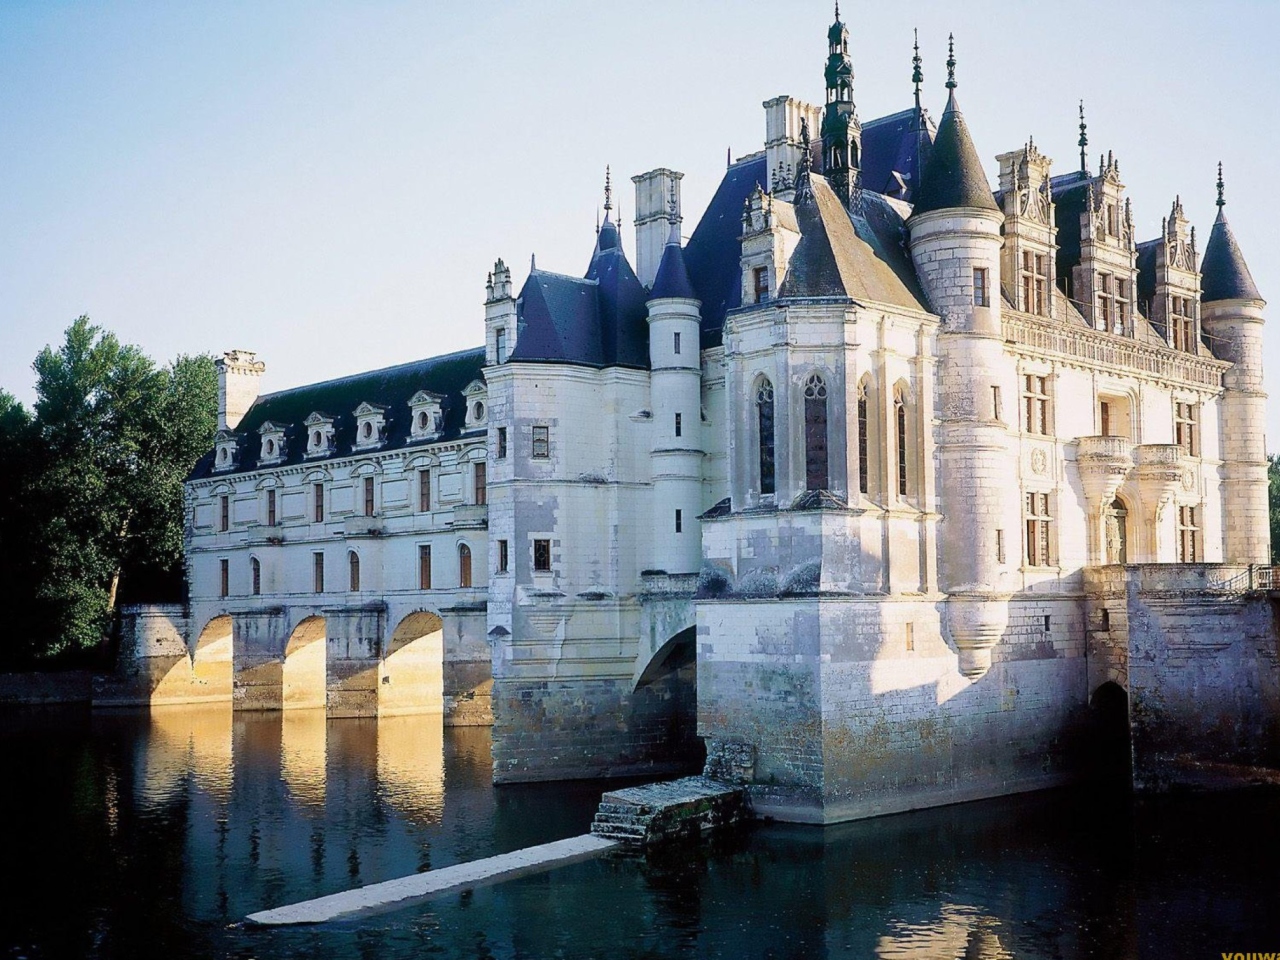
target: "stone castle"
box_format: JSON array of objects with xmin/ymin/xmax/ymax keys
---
[{"xmin": 112, "ymin": 10, "xmax": 1279, "ymax": 823}]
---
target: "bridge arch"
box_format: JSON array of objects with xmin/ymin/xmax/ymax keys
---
[
  {"xmin": 283, "ymin": 615, "xmax": 326, "ymax": 709},
  {"xmin": 380, "ymin": 610, "xmax": 445, "ymax": 716},
  {"xmin": 1090, "ymin": 680, "xmax": 1132, "ymax": 787},
  {"xmin": 190, "ymin": 614, "xmax": 234, "ymax": 700}
]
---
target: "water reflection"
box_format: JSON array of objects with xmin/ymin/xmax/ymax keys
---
[{"xmin": 2, "ymin": 707, "xmax": 1277, "ymax": 960}]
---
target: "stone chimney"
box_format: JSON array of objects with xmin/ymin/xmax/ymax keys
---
[
  {"xmin": 216, "ymin": 350, "xmax": 266, "ymax": 430},
  {"xmin": 632, "ymin": 169, "xmax": 682, "ymax": 289}
]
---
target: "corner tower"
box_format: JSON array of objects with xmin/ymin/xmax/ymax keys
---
[
  {"xmin": 820, "ymin": 4, "xmax": 861, "ymax": 208},
  {"xmin": 907, "ymin": 39, "xmax": 1010, "ymax": 679},
  {"xmin": 1200, "ymin": 164, "xmax": 1269, "ymax": 563}
]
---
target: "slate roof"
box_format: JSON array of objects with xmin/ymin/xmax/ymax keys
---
[
  {"xmin": 911, "ymin": 92, "xmax": 998, "ymax": 216},
  {"xmin": 1049, "ymin": 172, "xmax": 1090, "ymax": 297},
  {"xmin": 1201, "ymin": 210, "xmax": 1263, "ymax": 303},
  {"xmin": 778, "ymin": 173, "xmax": 926, "ymax": 310},
  {"xmin": 859, "ymin": 107, "xmax": 936, "ymax": 201},
  {"xmin": 190, "ymin": 347, "xmax": 486, "ymax": 480},
  {"xmin": 649, "ymin": 225, "xmax": 698, "ymax": 302},
  {"xmin": 509, "ymin": 213, "xmax": 650, "ymax": 369}
]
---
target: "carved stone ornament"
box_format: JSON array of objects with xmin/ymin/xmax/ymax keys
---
[
  {"xmin": 1030, "ymin": 448, "xmax": 1048, "ymax": 475},
  {"xmin": 1181, "ymin": 467, "xmax": 1196, "ymax": 492}
]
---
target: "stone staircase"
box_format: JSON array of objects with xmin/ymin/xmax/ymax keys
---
[{"xmin": 590, "ymin": 776, "xmax": 749, "ymax": 847}]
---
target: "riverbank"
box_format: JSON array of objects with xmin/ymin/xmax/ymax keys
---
[{"xmin": 0, "ymin": 670, "xmax": 92, "ymax": 705}]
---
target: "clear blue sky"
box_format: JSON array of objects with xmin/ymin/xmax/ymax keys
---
[{"xmin": 1, "ymin": 1, "xmax": 1276, "ymax": 439}]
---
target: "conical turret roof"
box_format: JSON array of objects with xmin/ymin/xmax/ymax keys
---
[
  {"xmin": 649, "ymin": 217, "xmax": 697, "ymax": 302},
  {"xmin": 911, "ymin": 91, "xmax": 997, "ymax": 216},
  {"xmin": 1202, "ymin": 209, "xmax": 1262, "ymax": 303}
]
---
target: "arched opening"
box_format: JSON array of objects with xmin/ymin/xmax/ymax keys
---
[
  {"xmin": 856, "ymin": 376, "xmax": 871, "ymax": 496},
  {"xmin": 380, "ymin": 611, "xmax": 445, "ymax": 716},
  {"xmin": 348, "ymin": 550, "xmax": 361, "ymax": 592},
  {"xmin": 458, "ymin": 543, "xmax": 472, "ymax": 588},
  {"xmin": 755, "ymin": 377, "xmax": 775, "ymax": 496},
  {"xmin": 282, "ymin": 616, "xmax": 326, "ymax": 710},
  {"xmin": 189, "ymin": 614, "xmax": 233, "ymax": 701},
  {"xmin": 634, "ymin": 626, "xmax": 703, "ymax": 772},
  {"xmin": 1106, "ymin": 498, "xmax": 1129, "ymax": 565},
  {"xmin": 803, "ymin": 373, "xmax": 829, "ymax": 492},
  {"xmin": 1090, "ymin": 681, "xmax": 1132, "ymax": 789}
]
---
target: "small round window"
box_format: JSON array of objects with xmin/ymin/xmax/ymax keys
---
[
  {"xmin": 218, "ymin": 447, "xmax": 228, "ymax": 463},
  {"xmin": 265, "ymin": 438, "xmax": 275, "ymax": 456},
  {"xmin": 417, "ymin": 411, "xmax": 429, "ymax": 431},
  {"xmin": 361, "ymin": 421, "xmax": 373, "ymax": 439},
  {"xmin": 312, "ymin": 430, "xmax": 322, "ymax": 447},
  {"xmin": 473, "ymin": 401, "xmax": 485, "ymax": 421}
]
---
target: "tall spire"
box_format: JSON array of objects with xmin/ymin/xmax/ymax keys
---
[
  {"xmin": 1216, "ymin": 160, "xmax": 1226, "ymax": 210},
  {"xmin": 1202, "ymin": 162, "xmax": 1262, "ymax": 302},
  {"xmin": 1078, "ymin": 101, "xmax": 1089, "ymax": 175},
  {"xmin": 821, "ymin": 3, "xmax": 861, "ymax": 207},
  {"xmin": 603, "ymin": 165, "xmax": 613, "ymax": 216},
  {"xmin": 912, "ymin": 28, "xmax": 923, "ymax": 111},
  {"xmin": 945, "ymin": 33, "xmax": 956, "ymax": 91}
]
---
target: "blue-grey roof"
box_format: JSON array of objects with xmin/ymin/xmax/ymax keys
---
[
  {"xmin": 859, "ymin": 107, "xmax": 936, "ymax": 201},
  {"xmin": 509, "ymin": 215, "xmax": 650, "ymax": 369},
  {"xmin": 911, "ymin": 92, "xmax": 998, "ymax": 216},
  {"xmin": 1201, "ymin": 210, "xmax": 1262, "ymax": 303},
  {"xmin": 190, "ymin": 347, "xmax": 486, "ymax": 480},
  {"xmin": 649, "ymin": 232, "xmax": 698, "ymax": 302},
  {"xmin": 1050, "ymin": 172, "xmax": 1090, "ymax": 297}
]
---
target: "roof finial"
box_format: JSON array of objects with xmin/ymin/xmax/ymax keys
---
[
  {"xmin": 667, "ymin": 179, "xmax": 679, "ymax": 225},
  {"xmin": 834, "ymin": 1, "xmax": 840, "ymax": 21},
  {"xmin": 530, "ymin": 252, "xmax": 537, "ymax": 271},
  {"xmin": 1078, "ymin": 101, "xmax": 1089, "ymax": 175},
  {"xmin": 603, "ymin": 165, "xmax": 613, "ymax": 215},
  {"xmin": 912, "ymin": 29, "xmax": 923, "ymax": 109},
  {"xmin": 1216, "ymin": 161, "xmax": 1225, "ymax": 209},
  {"xmin": 945, "ymin": 33, "xmax": 956, "ymax": 90}
]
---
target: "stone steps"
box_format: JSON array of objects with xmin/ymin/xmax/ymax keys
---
[{"xmin": 589, "ymin": 775, "xmax": 749, "ymax": 847}]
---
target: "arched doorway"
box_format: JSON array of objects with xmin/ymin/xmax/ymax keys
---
[
  {"xmin": 1091, "ymin": 681, "xmax": 1132, "ymax": 788},
  {"xmin": 1105, "ymin": 498, "xmax": 1129, "ymax": 565},
  {"xmin": 190, "ymin": 614, "xmax": 233, "ymax": 701},
  {"xmin": 380, "ymin": 611, "xmax": 444, "ymax": 716},
  {"xmin": 634, "ymin": 626, "xmax": 703, "ymax": 772},
  {"xmin": 282, "ymin": 616, "xmax": 326, "ymax": 710}
]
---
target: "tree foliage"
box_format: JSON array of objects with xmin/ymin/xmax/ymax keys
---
[{"xmin": 0, "ymin": 318, "xmax": 216, "ymax": 665}]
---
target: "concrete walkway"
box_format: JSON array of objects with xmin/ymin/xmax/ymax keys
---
[{"xmin": 246, "ymin": 833, "xmax": 617, "ymax": 926}]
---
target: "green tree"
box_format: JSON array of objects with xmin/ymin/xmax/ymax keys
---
[
  {"xmin": 18, "ymin": 317, "xmax": 216, "ymax": 660},
  {"xmin": 1269, "ymin": 454, "xmax": 1280, "ymax": 565}
]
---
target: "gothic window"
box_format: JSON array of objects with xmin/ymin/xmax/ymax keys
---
[
  {"xmin": 348, "ymin": 551, "xmax": 360, "ymax": 592},
  {"xmin": 1023, "ymin": 375, "xmax": 1051, "ymax": 435},
  {"xmin": 894, "ymin": 388, "xmax": 908, "ymax": 498},
  {"xmin": 313, "ymin": 483, "xmax": 325, "ymax": 523},
  {"xmin": 458, "ymin": 543, "xmax": 472, "ymax": 588},
  {"xmin": 756, "ymin": 378, "xmax": 776, "ymax": 496},
  {"xmin": 219, "ymin": 559, "xmax": 229, "ymax": 598},
  {"xmin": 474, "ymin": 462, "xmax": 487, "ymax": 505},
  {"xmin": 220, "ymin": 495, "xmax": 230, "ymax": 532},
  {"xmin": 1025, "ymin": 492, "xmax": 1053, "ymax": 567},
  {"xmin": 266, "ymin": 489, "xmax": 277, "ymax": 527},
  {"xmin": 856, "ymin": 378, "xmax": 870, "ymax": 496},
  {"xmin": 803, "ymin": 373, "xmax": 829, "ymax": 492},
  {"xmin": 313, "ymin": 552, "xmax": 325, "ymax": 593},
  {"xmin": 251, "ymin": 557, "xmax": 261, "ymax": 596},
  {"xmin": 1171, "ymin": 296, "xmax": 1196, "ymax": 353},
  {"xmin": 1177, "ymin": 504, "xmax": 1200, "ymax": 563},
  {"xmin": 532, "ymin": 425, "xmax": 550, "ymax": 459},
  {"xmin": 1021, "ymin": 251, "xmax": 1048, "ymax": 316},
  {"xmin": 418, "ymin": 545, "xmax": 432, "ymax": 590},
  {"xmin": 1174, "ymin": 402, "xmax": 1199, "ymax": 457},
  {"xmin": 363, "ymin": 476, "xmax": 375, "ymax": 517},
  {"xmin": 973, "ymin": 267, "xmax": 990, "ymax": 307}
]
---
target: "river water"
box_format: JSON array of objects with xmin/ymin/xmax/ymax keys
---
[{"xmin": 1, "ymin": 706, "xmax": 1276, "ymax": 959}]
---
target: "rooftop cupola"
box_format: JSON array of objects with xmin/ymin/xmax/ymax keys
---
[
  {"xmin": 910, "ymin": 36, "xmax": 998, "ymax": 216},
  {"xmin": 820, "ymin": 2, "xmax": 861, "ymax": 208},
  {"xmin": 1201, "ymin": 164, "xmax": 1263, "ymax": 304}
]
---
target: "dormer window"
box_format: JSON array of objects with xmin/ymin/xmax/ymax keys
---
[
  {"xmin": 753, "ymin": 266, "xmax": 770, "ymax": 303},
  {"xmin": 353, "ymin": 402, "xmax": 388, "ymax": 451},
  {"xmin": 213, "ymin": 430, "xmax": 239, "ymax": 472},
  {"xmin": 408, "ymin": 390, "xmax": 444, "ymax": 443},
  {"xmin": 257, "ymin": 421, "xmax": 287, "ymax": 465},
  {"xmin": 303, "ymin": 412, "xmax": 336, "ymax": 459},
  {"xmin": 463, "ymin": 380, "xmax": 488, "ymax": 430}
]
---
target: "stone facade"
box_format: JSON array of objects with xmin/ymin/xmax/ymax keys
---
[{"xmin": 119, "ymin": 10, "xmax": 1276, "ymax": 822}]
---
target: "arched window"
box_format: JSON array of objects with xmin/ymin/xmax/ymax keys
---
[
  {"xmin": 756, "ymin": 378, "xmax": 776, "ymax": 496},
  {"xmin": 803, "ymin": 373, "xmax": 828, "ymax": 492},
  {"xmin": 348, "ymin": 551, "xmax": 360, "ymax": 592},
  {"xmin": 458, "ymin": 543, "xmax": 472, "ymax": 588},
  {"xmin": 251, "ymin": 557, "xmax": 261, "ymax": 596},
  {"xmin": 856, "ymin": 377, "xmax": 870, "ymax": 496},
  {"xmin": 894, "ymin": 385, "xmax": 909, "ymax": 498}
]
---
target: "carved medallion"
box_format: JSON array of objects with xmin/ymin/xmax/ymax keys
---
[
  {"xmin": 1181, "ymin": 467, "xmax": 1196, "ymax": 492},
  {"xmin": 1030, "ymin": 448, "xmax": 1048, "ymax": 476}
]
